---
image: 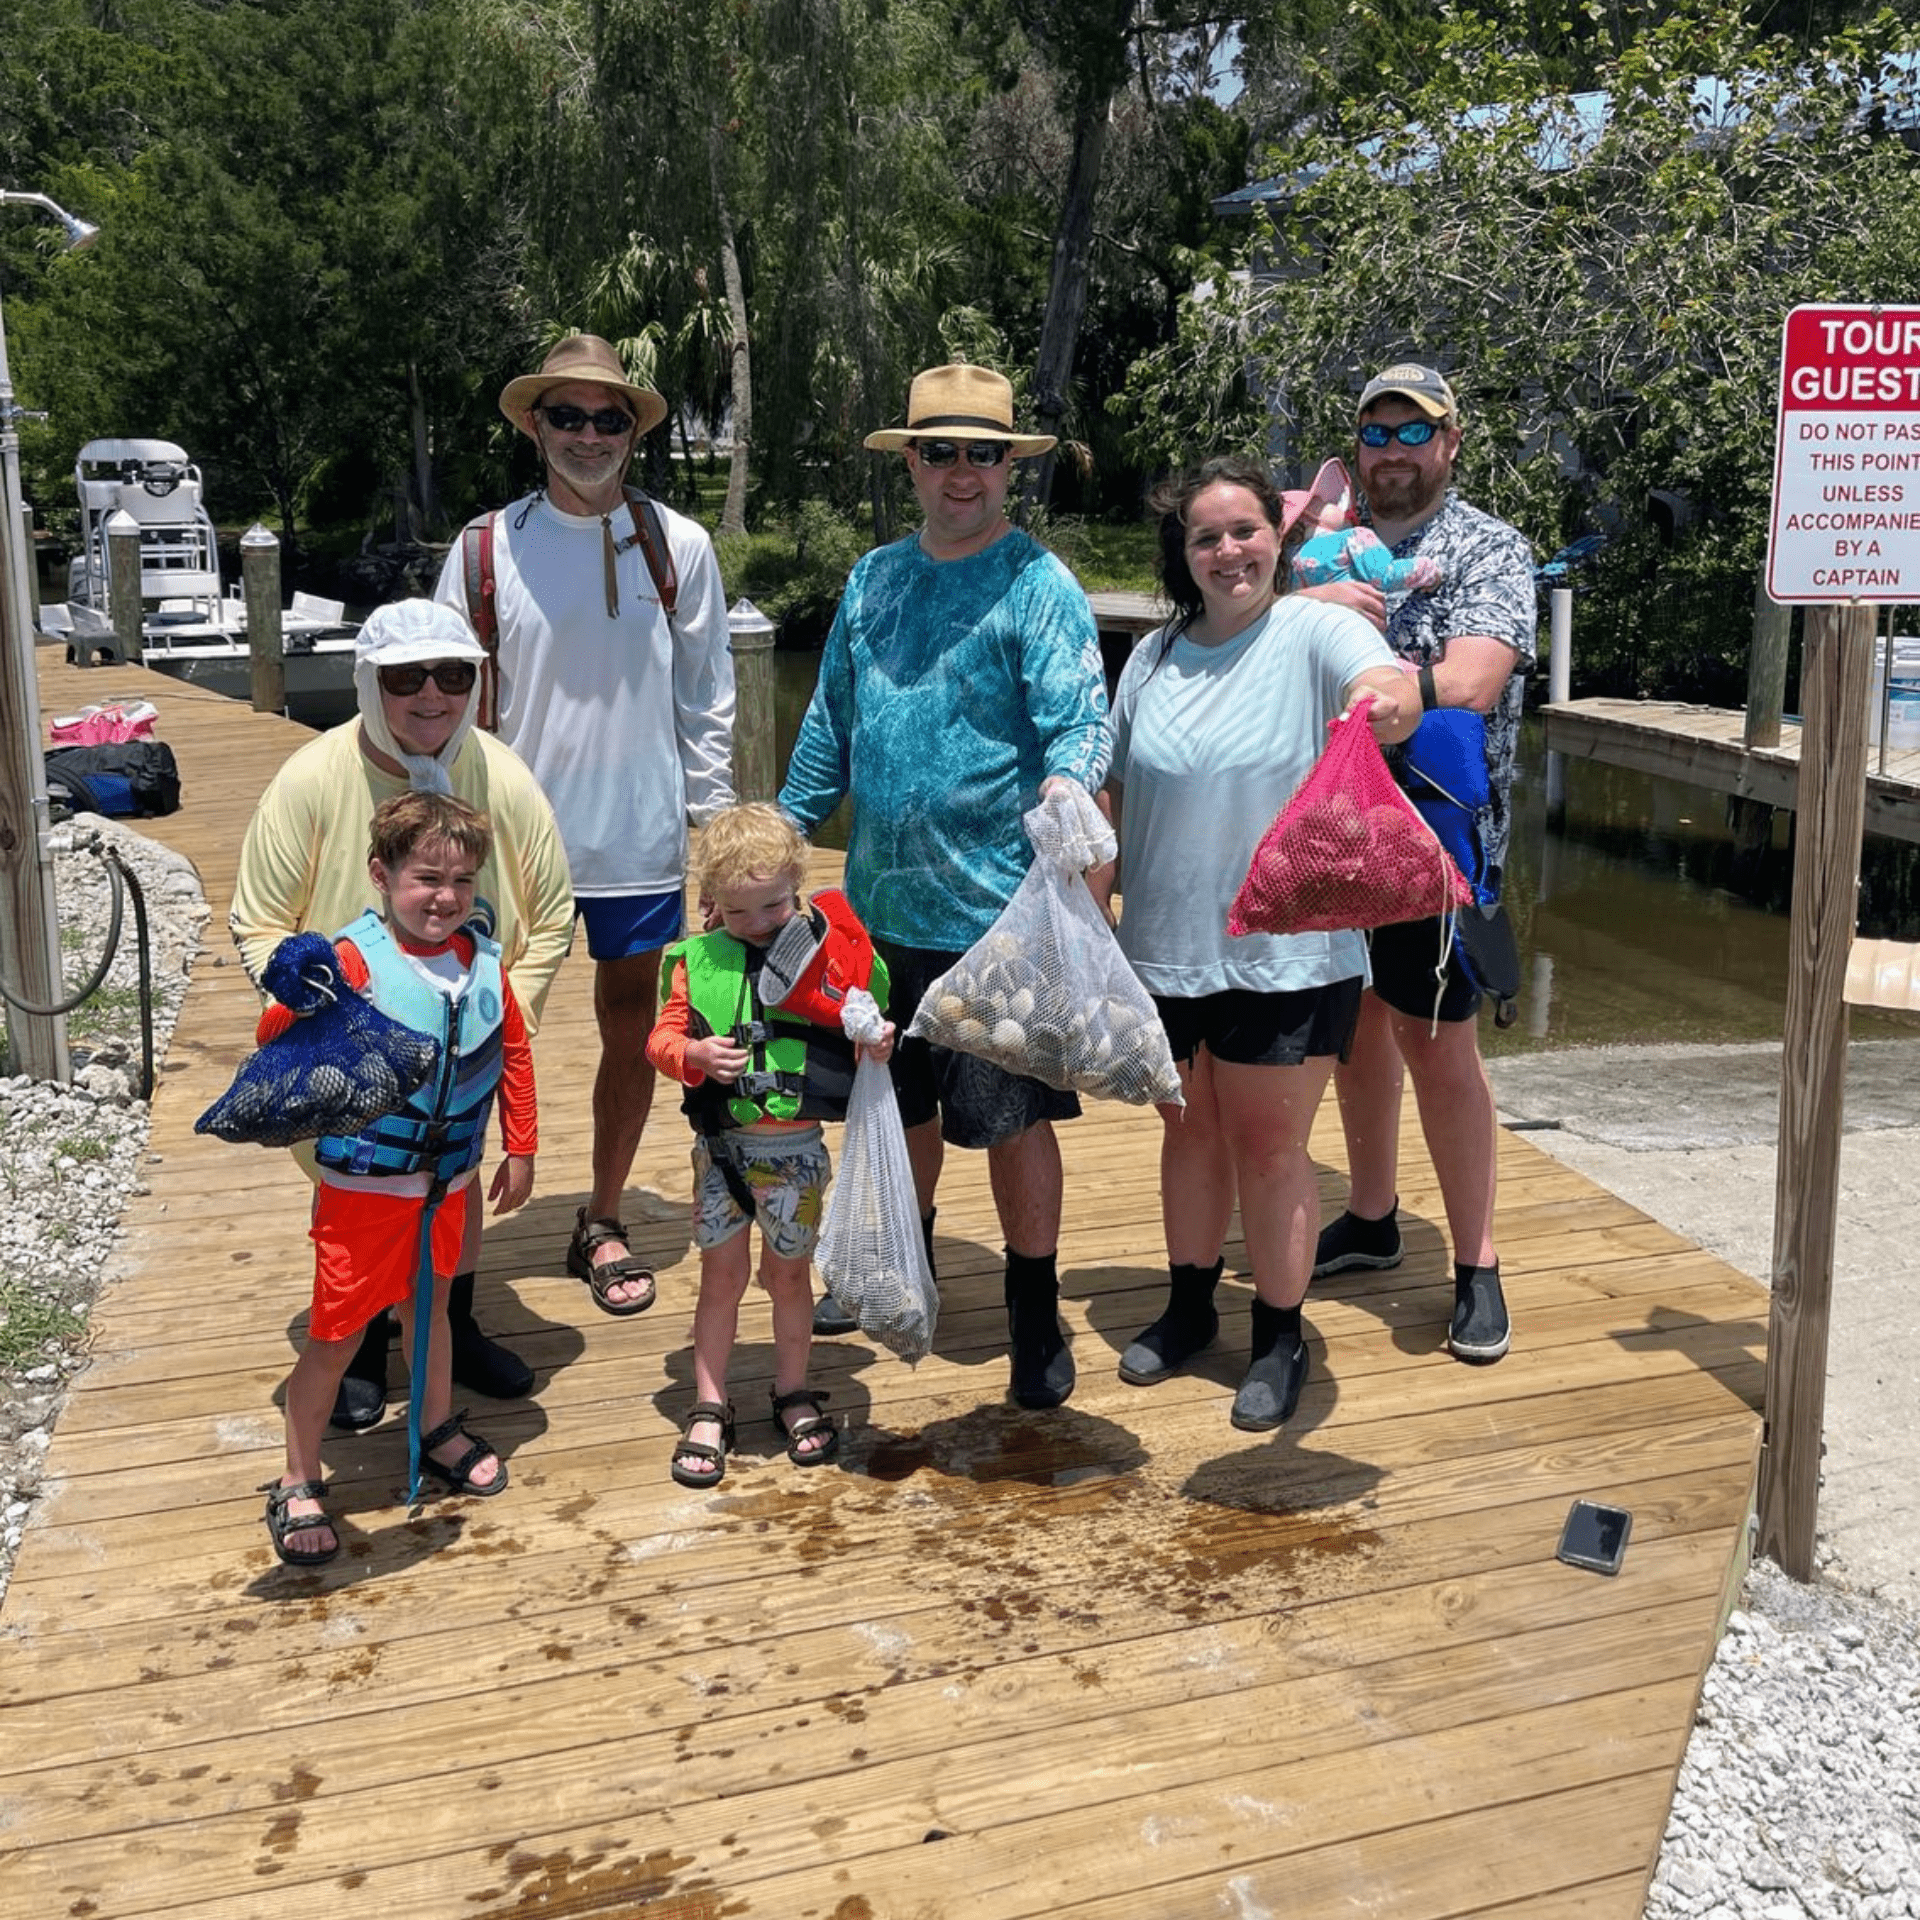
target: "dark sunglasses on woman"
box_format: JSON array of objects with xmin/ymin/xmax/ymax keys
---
[{"xmin": 377, "ymin": 660, "xmax": 479, "ymax": 696}]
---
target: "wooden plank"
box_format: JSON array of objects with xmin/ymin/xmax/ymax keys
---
[{"xmin": 0, "ymin": 648, "xmax": 1765, "ymax": 1920}]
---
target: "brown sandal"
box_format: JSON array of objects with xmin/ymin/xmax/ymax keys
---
[
  {"xmin": 419, "ymin": 1410, "xmax": 509, "ymax": 1497},
  {"xmin": 670, "ymin": 1400, "xmax": 735, "ymax": 1489},
  {"xmin": 770, "ymin": 1387, "xmax": 839, "ymax": 1467},
  {"xmin": 566, "ymin": 1207, "xmax": 656, "ymax": 1315},
  {"xmin": 259, "ymin": 1478, "xmax": 340, "ymax": 1566}
]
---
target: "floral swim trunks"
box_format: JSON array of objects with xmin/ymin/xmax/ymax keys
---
[{"xmin": 690, "ymin": 1124, "xmax": 831, "ymax": 1259}]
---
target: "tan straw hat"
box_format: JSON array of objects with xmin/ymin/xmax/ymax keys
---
[
  {"xmin": 499, "ymin": 333, "xmax": 668, "ymax": 438},
  {"xmin": 864, "ymin": 363, "xmax": 1055, "ymax": 455}
]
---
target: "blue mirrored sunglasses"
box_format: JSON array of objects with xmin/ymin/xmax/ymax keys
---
[{"xmin": 1358, "ymin": 419, "xmax": 1442, "ymax": 448}]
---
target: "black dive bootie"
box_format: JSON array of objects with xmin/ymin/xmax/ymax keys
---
[
  {"xmin": 1117, "ymin": 1258, "xmax": 1223, "ymax": 1385},
  {"xmin": 448, "ymin": 1271, "xmax": 535, "ymax": 1399},
  {"xmin": 1005, "ymin": 1248, "xmax": 1074, "ymax": 1410},
  {"xmin": 1228, "ymin": 1297, "xmax": 1308, "ymax": 1432}
]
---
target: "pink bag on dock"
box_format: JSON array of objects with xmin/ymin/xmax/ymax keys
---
[{"xmin": 49, "ymin": 701, "xmax": 158, "ymax": 747}]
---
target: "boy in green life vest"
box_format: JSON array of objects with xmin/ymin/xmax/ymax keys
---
[{"xmin": 646, "ymin": 803, "xmax": 894, "ymax": 1487}]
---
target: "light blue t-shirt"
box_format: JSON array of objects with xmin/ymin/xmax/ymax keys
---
[
  {"xmin": 780, "ymin": 528, "xmax": 1110, "ymax": 950},
  {"xmin": 1110, "ymin": 595, "xmax": 1394, "ymax": 996}
]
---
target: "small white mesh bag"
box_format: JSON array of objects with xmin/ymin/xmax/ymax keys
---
[
  {"xmin": 817, "ymin": 988, "xmax": 938, "ymax": 1364},
  {"xmin": 907, "ymin": 785, "xmax": 1183, "ymax": 1108}
]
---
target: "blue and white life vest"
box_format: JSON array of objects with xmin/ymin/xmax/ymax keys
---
[{"xmin": 313, "ymin": 910, "xmax": 505, "ymax": 1183}]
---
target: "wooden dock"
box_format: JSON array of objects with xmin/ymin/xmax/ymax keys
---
[
  {"xmin": 1544, "ymin": 695, "xmax": 1920, "ymax": 844},
  {"xmin": 0, "ymin": 650, "xmax": 1766, "ymax": 1917}
]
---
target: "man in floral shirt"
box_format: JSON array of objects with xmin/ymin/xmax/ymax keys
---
[{"xmin": 1312, "ymin": 362, "xmax": 1536, "ymax": 1367}]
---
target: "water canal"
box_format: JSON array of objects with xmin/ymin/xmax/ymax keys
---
[{"xmin": 768, "ymin": 649, "xmax": 1920, "ymax": 1060}]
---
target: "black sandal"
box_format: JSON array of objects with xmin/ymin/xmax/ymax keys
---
[
  {"xmin": 770, "ymin": 1387, "xmax": 839, "ymax": 1467},
  {"xmin": 567, "ymin": 1208, "xmax": 657, "ymax": 1316},
  {"xmin": 259, "ymin": 1478, "xmax": 340, "ymax": 1566},
  {"xmin": 419, "ymin": 1410, "xmax": 509, "ymax": 1497},
  {"xmin": 670, "ymin": 1400, "xmax": 735, "ymax": 1489}
]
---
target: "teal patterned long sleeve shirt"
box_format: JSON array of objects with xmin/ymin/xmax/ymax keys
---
[{"xmin": 779, "ymin": 528, "xmax": 1111, "ymax": 950}]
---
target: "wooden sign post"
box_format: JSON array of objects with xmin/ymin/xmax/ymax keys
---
[{"xmin": 1758, "ymin": 304, "xmax": 1920, "ymax": 1577}]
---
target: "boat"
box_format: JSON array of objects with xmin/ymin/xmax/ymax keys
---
[{"xmin": 40, "ymin": 438, "xmax": 361, "ymax": 727}]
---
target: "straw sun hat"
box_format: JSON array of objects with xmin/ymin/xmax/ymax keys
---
[
  {"xmin": 864, "ymin": 364, "xmax": 1055, "ymax": 455},
  {"xmin": 498, "ymin": 333, "xmax": 669, "ymax": 438}
]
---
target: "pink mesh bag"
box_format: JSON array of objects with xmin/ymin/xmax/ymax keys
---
[{"xmin": 1227, "ymin": 695, "xmax": 1472, "ymax": 937}]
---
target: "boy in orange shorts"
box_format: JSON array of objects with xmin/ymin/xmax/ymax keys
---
[{"xmin": 259, "ymin": 792, "xmax": 537, "ymax": 1565}]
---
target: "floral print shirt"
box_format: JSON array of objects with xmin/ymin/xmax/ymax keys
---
[{"xmin": 1374, "ymin": 490, "xmax": 1536, "ymax": 880}]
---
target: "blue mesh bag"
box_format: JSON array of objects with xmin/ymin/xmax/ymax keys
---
[{"xmin": 195, "ymin": 931, "xmax": 441, "ymax": 1147}]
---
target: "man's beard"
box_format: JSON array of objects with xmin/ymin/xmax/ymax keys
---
[{"xmin": 1365, "ymin": 462, "xmax": 1448, "ymax": 523}]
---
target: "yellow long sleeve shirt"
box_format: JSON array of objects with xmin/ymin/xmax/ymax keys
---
[{"xmin": 227, "ymin": 721, "xmax": 575, "ymax": 1035}]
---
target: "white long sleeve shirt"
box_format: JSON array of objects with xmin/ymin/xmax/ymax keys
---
[{"xmin": 436, "ymin": 490, "xmax": 736, "ymax": 895}]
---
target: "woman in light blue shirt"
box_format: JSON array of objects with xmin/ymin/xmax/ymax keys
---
[{"xmin": 1094, "ymin": 456, "xmax": 1419, "ymax": 1431}]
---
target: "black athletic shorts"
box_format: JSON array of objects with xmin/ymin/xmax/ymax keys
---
[
  {"xmin": 875, "ymin": 937, "xmax": 1081, "ymax": 1150},
  {"xmin": 1152, "ymin": 977, "xmax": 1364, "ymax": 1069},
  {"xmin": 1366, "ymin": 915, "xmax": 1480, "ymax": 1024}
]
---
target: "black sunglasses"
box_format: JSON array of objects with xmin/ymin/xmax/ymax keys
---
[
  {"xmin": 378, "ymin": 661, "xmax": 478, "ymax": 696},
  {"xmin": 1358, "ymin": 419, "xmax": 1443, "ymax": 448},
  {"xmin": 914, "ymin": 439, "xmax": 1010, "ymax": 468},
  {"xmin": 537, "ymin": 402, "xmax": 635, "ymax": 436}
]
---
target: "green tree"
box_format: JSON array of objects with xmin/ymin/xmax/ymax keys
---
[
  {"xmin": 1117, "ymin": 4, "xmax": 1920, "ymax": 693},
  {"xmin": 7, "ymin": 0, "xmax": 534, "ymax": 564}
]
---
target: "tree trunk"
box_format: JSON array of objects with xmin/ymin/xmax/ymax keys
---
[
  {"xmin": 407, "ymin": 359, "xmax": 436, "ymax": 537},
  {"xmin": 709, "ymin": 114, "xmax": 751, "ymax": 539},
  {"xmin": 1028, "ymin": 83, "xmax": 1116, "ymax": 510}
]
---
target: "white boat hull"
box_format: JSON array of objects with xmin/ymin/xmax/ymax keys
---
[{"xmin": 45, "ymin": 598, "xmax": 361, "ymax": 730}]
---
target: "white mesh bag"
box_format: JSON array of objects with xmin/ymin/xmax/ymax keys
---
[
  {"xmin": 907, "ymin": 784, "xmax": 1183, "ymax": 1108},
  {"xmin": 817, "ymin": 988, "xmax": 938, "ymax": 1364}
]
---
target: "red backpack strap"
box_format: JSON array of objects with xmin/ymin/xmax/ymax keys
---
[
  {"xmin": 623, "ymin": 485, "xmax": 679, "ymax": 618},
  {"xmin": 460, "ymin": 510, "xmax": 502, "ymax": 730}
]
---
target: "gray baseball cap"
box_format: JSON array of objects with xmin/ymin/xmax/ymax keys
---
[{"xmin": 1357, "ymin": 363, "xmax": 1458, "ymax": 424}]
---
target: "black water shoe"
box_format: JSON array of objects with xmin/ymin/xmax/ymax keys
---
[
  {"xmin": 1447, "ymin": 1263, "xmax": 1510, "ymax": 1363},
  {"xmin": 1312, "ymin": 1203, "xmax": 1403, "ymax": 1276}
]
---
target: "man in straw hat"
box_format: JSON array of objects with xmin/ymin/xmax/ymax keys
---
[
  {"xmin": 231, "ymin": 600, "xmax": 575, "ymax": 1426},
  {"xmin": 779, "ymin": 362, "xmax": 1111, "ymax": 1410},
  {"xmin": 435, "ymin": 333, "xmax": 735, "ymax": 1318},
  {"xmin": 1310, "ymin": 360, "xmax": 1536, "ymax": 1366}
]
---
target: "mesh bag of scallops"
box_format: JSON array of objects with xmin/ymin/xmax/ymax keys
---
[
  {"xmin": 817, "ymin": 987, "xmax": 938, "ymax": 1363},
  {"xmin": 907, "ymin": 783, "xmax": 1184, "ymax": 1108},
  {"xmin": 1226, "ymin": 693, "xmax": 1471, "ymax": 938}
]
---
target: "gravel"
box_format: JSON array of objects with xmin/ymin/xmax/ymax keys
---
[
  {"xmin": 0, "ymin": 814, "xmax": 204, "ymax": 1599},
  {"xmin": 1, "ymin": 828, "xmax": 1915, "ymax": 1913}
]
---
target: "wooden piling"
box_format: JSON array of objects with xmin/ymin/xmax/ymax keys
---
[
  {"xmin": 1759, "ymin": 601, "xmax": 1874, "ymax": 1580},
  {"xmin": 728, "ymin": 598, "xmax": 777, "ymax": 802},
  {"xmin": 241, "ymin": 524, "xmax": 284, "ymax": 716},
  {"xmin": 106, "ymin": 510, "xmax": 144, "ymax": 666}
]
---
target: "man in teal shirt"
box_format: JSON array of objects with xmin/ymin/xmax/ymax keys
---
[{"xmin": 780, "ymin": 363, "xmax": 1110, "ymax": 1409}]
